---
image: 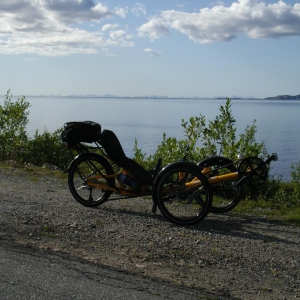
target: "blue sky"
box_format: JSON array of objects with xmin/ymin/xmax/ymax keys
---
[{"xmin": 1, "ymin": 0, "xmax": 300, "ymax": 98}]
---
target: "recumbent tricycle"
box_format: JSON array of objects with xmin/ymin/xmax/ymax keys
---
[{"xmin": 61, "ymin": 121, "xmax": 278, "ymax": 226}]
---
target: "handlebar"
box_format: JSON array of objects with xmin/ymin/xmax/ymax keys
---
[{"xmin": 264, "ymin": 153, "xmax": 278, "ymax": 164}]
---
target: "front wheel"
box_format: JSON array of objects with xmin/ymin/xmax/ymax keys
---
[
  {"xmin": 198, "ymin": 156, "xmax": 242, "ymax": 214},
  {"xmin": 68, "ymin": 153, "xmax": 114, "ymax": 206},
  {"xmin": 153, "ymin": 162, "xmax": 212, "ymax": 226}
]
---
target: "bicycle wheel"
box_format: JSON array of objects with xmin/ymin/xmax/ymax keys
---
[
  {"xmin": 153, "ymin": 162, "xmax": 212, "ymax": 226},
  {"xmin": 198, "ymin": 156, "xmax": 242, "ymax": 213},
  {"xmin": 68, "ymin": 153, "xmax": 114, "ymax": 206}
]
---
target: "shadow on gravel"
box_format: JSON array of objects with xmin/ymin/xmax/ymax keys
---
[
  {"xmin": 192, "ymin": 214, "xmax": 299, "ymax": 245},
  {"xmin": 92, "ymin": 204, "xmax": 298, "ymax": 246},
  {"xmin": 91, "ymin": 205, "xmax": 169, "ymax": 223}
]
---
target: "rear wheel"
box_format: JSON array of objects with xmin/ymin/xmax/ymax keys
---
[
  {"xmin": 68, "ymin": 153, "xmax": 114, "ymax": 206},
  {"xmin": 198, "ymin": 156, "xmax": 242, "ymax": 213},
  {"xmin": 154, "ymin": 162, "xmax": 212, "ymax": 226}
]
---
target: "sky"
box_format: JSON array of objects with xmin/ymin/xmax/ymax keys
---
[{"xmin": 1, "ymin": 0, "xmax": 300, "ymax": 98}]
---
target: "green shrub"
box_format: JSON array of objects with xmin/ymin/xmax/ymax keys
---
[
  {"xmin": 247, "ymin": 176, "xmax": 298, "ymax": 206},
  {"xmin": 133, "ymin": 98, "xmax": 266, "ymax": 169},
  {"xmin": 0, "ymin": 90, "xmax": 70, "ymax": 168},
  {"xmin": 291, "ymin": 161, "xmax": 300, "ymax": 185},
  {"xmin": 21, "ymin": 128, "xmax": 70, "ymax": 168},
  {"xmin": 0, "ymin": 90, "xmax": 30, "ymax": 161},
  {"xmin": 235, "ymin": 177, "xmax": 300, "ymax": 224}
]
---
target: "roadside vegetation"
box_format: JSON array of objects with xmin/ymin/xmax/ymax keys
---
[
  {"xmin": 0, "ymin": 90, "xmax": 69, "ymax": 168},
  {"xmin": 1, "ymin": 89, "xmax": 299, "ymax": 224}
]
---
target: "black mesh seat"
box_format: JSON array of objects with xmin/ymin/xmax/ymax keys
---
[{"xmin": 100, "ymin": 130, "xmax": 152, "ymax": 184}]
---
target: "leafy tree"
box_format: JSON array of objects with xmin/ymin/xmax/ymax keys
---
[
  {"xmin": 0, "ymin": 90, "xmax": 69, "ymax": 168},
  {"xmin": 0, "ymin": 90, "xmax": 30, "ymax": 160},
  {"xmin": 133, "ymin": 98, "xmax": 266, "ymax": 169}
]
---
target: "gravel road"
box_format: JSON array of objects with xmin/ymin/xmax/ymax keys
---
[{"xmin": 0, "ymin": 164, "xmax": 299, "ymax": 299}]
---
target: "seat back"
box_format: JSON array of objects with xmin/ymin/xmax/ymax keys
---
[
  {"xmin": 100, "ymin": 130, "xmax": 152, "ymax": 184},
  {"xmin": 100, "ymin": 129, "xmax": 127, "ymax": 166}
]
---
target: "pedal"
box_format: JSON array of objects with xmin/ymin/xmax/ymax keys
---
[
  {"xmin": 78, "ymin": 184, "xmax": 92, "ymax": 191},
  {"xmin": 238, "ymin": 157, "xmax": 268, "ymax": 187}
]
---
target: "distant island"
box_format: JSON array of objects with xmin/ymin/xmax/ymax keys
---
[{"xmin": 264, "ymin": 94, "xmax": 300, "ymax": 100}]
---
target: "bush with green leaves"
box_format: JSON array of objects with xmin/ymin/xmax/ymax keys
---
[
  {"xmin": 290, "ymin": 161, "xmax": 300, "ymax": 185},
  {"xmin": 0, "ymin": 90, "xmax": 69, "ymax": 168},
  {"xmin": 133, "ymin": 98, "xmax": 266, "ymax": 169},
  {"xmin": 234, "ymin": 175, "xmax": 300, "ymax": 224},
  {"xmin": 21, "ymin": 128, "xmax": 70, "ymax": 168},
  {"xmin": 0, "ymin": 90, "xmax": 30, "ymax": 161}
]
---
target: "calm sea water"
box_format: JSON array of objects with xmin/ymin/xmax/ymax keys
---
[{"xmin": 1, "ymin": 96, "xmax": 299, "ymax": 181}]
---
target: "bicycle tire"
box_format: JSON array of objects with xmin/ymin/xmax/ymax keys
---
[
  {"xmin": 68, "ymin": 153, "xmax": 114, "ymax": 207},
  {"xmin": 198, "ymin": 156, "xmax": 242, "ymax": 213},
  {"xmin": 153, "ymin": 162, "xmax": 212, "ymax": 226}
]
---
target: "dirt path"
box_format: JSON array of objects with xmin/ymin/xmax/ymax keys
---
[{"xmin": 0, "ymin": 165, "xmax": 299, "ymax": 299}]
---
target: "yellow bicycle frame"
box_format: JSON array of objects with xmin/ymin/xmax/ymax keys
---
[
  {"xmin": 85, "ymin": 167, "xmax": 241, "ymax": 194},
  {"xmin": 86, "ymin": 173, "xmax": 152, "ymax": 197}
]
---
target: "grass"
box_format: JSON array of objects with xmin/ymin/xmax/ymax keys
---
[
  {"xmin": 232, "ymin": 187, "xmax": 300, "ymax": 226},
  {"xmin": 41, "ymin": 225, "xmax": 57, "ymax": 238},
  {"xmin": 279, "ymin": 207, "xmax": 300, "ymax": 224},
  {"xmin": 0, "ymin": 161, "xmax": 67, "ymax": 182}
]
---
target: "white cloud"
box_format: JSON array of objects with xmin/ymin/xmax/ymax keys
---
[
  {"xmin": 102, "ymin": 23, "xmax": 119, "ymax": 32},
  {"xmin": 138, "ymin": 0, "xmax": 300, "ymax": 43},
  {"xmin": 1, "ymin": 30, "xmax": 103, "ymax": 56},
  {"xmin": 144, "ymin": 48, "xmax": 161, "ymax": 56},
  {"xmin": 2, "ymin": 0, "xmax": 299, "ymax": 57},
  {"xmin": 0, "ymin": 0, "xmax": 132, "ymax": 56},
  {"xmin": 92, "ymin": 3, "xmax": 112, "ymax": 16},
  {"xmin": 132, "ymin": 3, "xmax": 146, "ymax": 17},
  {"xmin": 138, "ymin": 18, "xmax": 170, "ymax": 40},
  {"xmin": 114, "ymin": 6, "xmax": 128, "ymax": 18},
  {"xmin": 110, "ymin": 29, "xmax": 125, "ymax": 40}
]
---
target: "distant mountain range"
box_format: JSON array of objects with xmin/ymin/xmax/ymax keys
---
[
  {"xmin": 8, "ymin": 93, "xmax": 299, "ymax": 100},
  {"xmin": 61, "ymin": 93, "xmax": 300, "ymax": 100},
  {"xmin": 264, "ymin": 94, "xmax": 300, "ymax": 100}
]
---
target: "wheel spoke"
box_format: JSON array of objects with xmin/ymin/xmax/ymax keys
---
[
  {"xmin": 198, "ymin": 157, "xmax": 242, "ymax": 213},
  {"xmin": 155, "ymin": 162, "xmax": 212, "ymax": 225},
  {"xmin": 68, "ymin": 154, "xmax": 114, "ymax": 206}
]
